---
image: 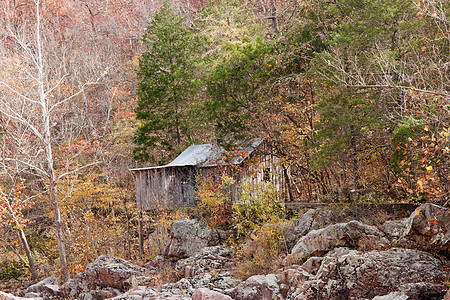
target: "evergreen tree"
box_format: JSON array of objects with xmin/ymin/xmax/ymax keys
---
[{"xmin": 133, "ymin": 2, "xmax": 198, "ymax": 164}]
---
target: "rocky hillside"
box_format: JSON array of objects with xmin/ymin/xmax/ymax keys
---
[{"xmin": 1, "ymin": 203, "xmax": 449, "ymax": 300}]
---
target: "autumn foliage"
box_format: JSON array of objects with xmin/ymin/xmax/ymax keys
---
[{"xmin": 0, "ymin": 0, "xmax": 448, "ymax": 285}]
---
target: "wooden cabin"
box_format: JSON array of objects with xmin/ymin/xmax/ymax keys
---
[{"xmin": 130, "ymin": 139, "xmax": 289, "ymax": 210}]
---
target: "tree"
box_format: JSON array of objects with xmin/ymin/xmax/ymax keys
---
[
  {"xmin": 0, "ymin": 183, "xmax": 38, "ymax": 281},
  {"xmin": 133, "ymin": 2, "xmax": 199, "ymax": 164},
  {"xmin": 206, "ymin": 37, "xmax": 273, "ymax": 143},
  {"xmin": 0, "ymin": 0, "xmax": 106, "ymax": 281},
  {"xmin": 310, "ymin": 0, "xmax": 449, "ymax": 201}
]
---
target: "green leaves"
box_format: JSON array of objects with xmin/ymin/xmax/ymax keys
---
[{"xmin": 133, "ymin": 3, "xmax": 199, "ymax": 163}]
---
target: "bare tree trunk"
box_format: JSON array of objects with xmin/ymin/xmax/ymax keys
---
[
  {"xmin": 50, "ymin": 179, "xmax": 70, "ymax": 282},
  {"xmin": 17, "ymin": 228, "xmax": 39, "ymax": 281},
  {"xmin": 138, "ymin": 210, "xmax": 144, "ymax": 260},
  {"xmin": 269, "ymin": 0, "xmax": 279, "ymax": 34},
  {"xmin": 123, "ymin": 195, "xmax": 132, "ymax": 259},
  {"xmin": 34, "ymin": 0, "xmax": 70, "ymax": 281}
]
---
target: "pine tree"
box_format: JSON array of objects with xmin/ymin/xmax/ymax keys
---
[{"xmin": 134, "ymin": 2, "xmax": 198, "ymax": 164}]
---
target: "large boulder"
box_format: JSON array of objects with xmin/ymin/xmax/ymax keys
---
[
  {"xmin": 24, "ymin": 275, "xmax": 59, "ymax": 296},
  {"xmin": 80, "ymin": 255, "xmax": 146, "ymax": 290},
  {"xmin": 226, "ymin": 274, "xmax": 282, "ymax": 300},
  {"xmin": 284, "ymin": 220, "xmax": 389, "ymax": 265},
  {"xmin": 282, "ymin": 208, "xmax": 351, "ymax": 251},
  {"xmin": 63, "ymin": 255, "xmax": 146, "ymax": 299},
  {"xmin": 380, "ymin": 203, "xmax": 449, "ymax": 252},
  {"xmin": 281, "ymin": 209, "xmax": 316, "ymax": 251},
  {"xmin": 282, "ymin": 247, "xmax": 447, "ymax": 300},
  {"xmin": 403, "ymin": 203, "xmax": 449, "ymax": 249},
  {"xmin": 164, "ymin": 219, "xmax": 223, "ymax": 261}
]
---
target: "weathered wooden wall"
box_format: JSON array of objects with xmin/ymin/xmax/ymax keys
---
[
  {"xmin": 134, "ymin": 151, "xmax": 289, "ymax": 210},
  {"xmin": 135, "ymin": 166, "xmax": 197, "ymax": 210}
]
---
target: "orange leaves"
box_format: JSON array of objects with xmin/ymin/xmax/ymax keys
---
[{"xmin": 0, "ymin": 182, "xmax": 34, "ymax": 228}]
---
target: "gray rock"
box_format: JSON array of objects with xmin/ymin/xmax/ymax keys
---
[
  {"xmin": 192, "ymin": 288, "xmax": 233, "ymax": 300},
  {"xmin": 281, "ymin": 209, "xmax": 316, "ymax": 250},
  {"xmin": 380, "ymin": 219, "xmax": 407, "ymax": 238},
  {"xmin": 25, "ymin": 275, "xmax": 58, "ymax": 294},
  {"xmin": 395, "ymin": 282, "xmax": 448, "ymax": 300},
  {"xmin": 164, "ymin": 219, "xmax": 223, "ymax": 261},
  {"xmin": 372, "ymin": 282, "xmax": 448, "ymax": 300},
  {"xmin": 372, "ymin": 292, "xmax": 409, "ymax": 300},
  {"xmin": 62, "ymin": 255, "xmax": 146, "ymax": 299},
  {"xmin": 284, "ymin": 220, "xmax": 389, "ymax": 265},
  {"xmin": 404, "ymin": 203, "xmax": 449, "ymax": 250},
  {"xmin": 22, "ymin": 293, "xmax": 43, "ymax": 299},
  {"xmin": 380, "ymin": 203, "xmax": 449, "ymax": 252},
  {"xmin": 0, "ymin": 291, "xmax": 42, "ymax": 300},
  {"xmin": 283, "ymin": 247, "xmax": 447, "ymax": 300},
  {"xmin": 175, "ymin": 246, "xmax": 232, "ymax": 278},
  {"xmin": 82, "ymin": 255, "xmax": 146, "ymax": 290},
  {"xmin": 227, "ymin": 274, "xmax": 282, "ymax": 300},
  {"xmin": 108, "ymin": 286, "xmax": 191, "ymax": 300}
]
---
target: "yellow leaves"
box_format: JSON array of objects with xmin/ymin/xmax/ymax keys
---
[{"xmin": 426, "ymin": 166, "xmax": 432, "ymax": 171}]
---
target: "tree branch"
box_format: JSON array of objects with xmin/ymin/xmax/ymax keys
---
[
  {"xmin": 1, "ymin": 158, "xmax": 48, "ymax": 177},
  {"xmin": 57, "ymin": 161, "xmax": 101, "ymax": 182}
]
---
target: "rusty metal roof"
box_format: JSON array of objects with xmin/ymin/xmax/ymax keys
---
[{"xmin": 129, "ymin": 138, "xmax": 263, "ymax": 171}]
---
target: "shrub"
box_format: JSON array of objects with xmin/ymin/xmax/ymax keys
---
[
  {"xmin": 232, "ymin": 179, "xmax": 286, "ymax": 240},
  {"xmin": 195, "ymin": 174, "xmax": 235, "ymax": 229},
  {"xmin": 147, "ymin": 209, "xmax": 189, "ymax": 259},
  {"xmin": 0, "ymin": 260, "xmax": 26, "ymax": 280},
  {"xmin": 234, "ymin": 218, "xmax": 288, "ymax": 279}
]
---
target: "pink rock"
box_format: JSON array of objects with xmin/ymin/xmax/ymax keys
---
[{"xmin": 192, "ymin": 288, "xmax": 232, "ymax": 300}]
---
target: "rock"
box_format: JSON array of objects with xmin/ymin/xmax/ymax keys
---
[
  {"xmin": 285, "ymin": 220, "xmax": 389, "ymax": 265},
  {"xmin": 175, "ymin": 246, "xmax": 232, "ymax": 278},
  {"xmin": 372, "ymin": 292, "xmax": 409, "ymax": 300},
  {"xmin": 63, "ymin": 255, "xmax": 146, "ymax": 299},
  {"xmin": 144, "ymin": 255, "xmax": 167, "ymax": 269},
  {"xmin": 227, "ymin": 274, "xmax": 282, "ymax": 300},
  {"xmin": 403, "ymin": 203, "xmax": 449, "ymax": 250},
  {"xmin": 281, "ymin": 209, "xmax": 316, "ymax": 250},
  {"xmin": 380, "ymin": 203, "xmax": 450, "ymax": 251},
  {"xmin": 309, "ymin": 209, "xmax": 342, "ymax": 230},
  {"xmin": 82, "ymin": 255, "xmax": 146, "ymax": 289},
  {"xmin": 284, "ymin": 247, "xmax": 447, "ymax": 300},
  {"xmin": 0, "ymin": 292, "xmax": 42, "ymax": 300},
  {"xmin": 108, "ymin": 286, "xmax": 191, "ymax": 300},
  {"xmin": 25, "ymin": 275, "xmax": 58, "ymax": 294},
  {"xmin": 380, "ymin": 219, "xmax": 407, "ymax": 238},
  {"xmin": 192, "ymin": 288, "xmax": 233, "ymax": 300},
  {"xmin": 164, "ymin": 219, "xmax": 223, "ymax": 261},
  {"xmin": 372, "ymin": 283, "xmax": 448, "ymax": 300},
  {"xmin": 395, "ymin": 282, "xmax": 448, "ymax": 300},
  {"xmin": 22, "ymin": 293, "xmax": 43, "ymax": 300}
]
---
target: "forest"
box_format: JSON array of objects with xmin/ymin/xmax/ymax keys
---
[{"xmin": 0, "ymin": 0, "xmax": 448, "ymax": 289}]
